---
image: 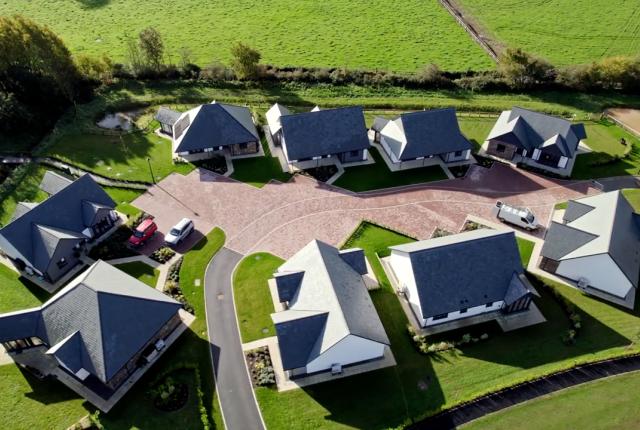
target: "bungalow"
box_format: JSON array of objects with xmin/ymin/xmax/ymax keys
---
[
  {"xmin": 266, "ymin": 104, "xmax": 371, "ymax": 171},
  {"xmin": 372, "ymin": 108, "xmax": 473, "ymax": 169},
  {"xmin": 155, "ymin": 106, "xmax": 182, "ymax": 135},
  {"xmin": 271, "ymin": 240, "xmax": 390, "ymax": 378},
  {"xmin": 170, "ymin": 102, "xmax": 260, "ymax": 162},
  {"xmin": 0, "ymin": 261, "xmax": 188, "ymax": 412},
  {"xmin": 386, "ymin": 229, "xmax": 538, "ymax": 331},
  {"xmin": 0, "ymin": 173, "xmax": 117, "ymax": 285},
  {"xmin": 540, "ymin": 191, "xmax": 640, "ymax": 308},
  {"xmin": 481, "ymin": 107, "xmax": 587, "ymax": 177}
]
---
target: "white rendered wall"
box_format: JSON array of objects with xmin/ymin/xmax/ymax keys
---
[
  {"xmin": 306, "ymin": 335, "xmax": 385, "ymax": 374},
  {"xmin": 389, "ymin": 251, "xmax": 424, "ymax": 324},
  {"xmin": 557, "ymin": 254, "xmax": 633, "ymax": 299}
]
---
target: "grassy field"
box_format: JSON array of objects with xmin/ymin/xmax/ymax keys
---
[
  {"xmin": 333, "ymin": 147, "xmax": 448, "ymax": 191},
  {"xmin": 233, "ymin": 253, "xmax": 283, "ymax": 343},
  {"xmin": 463, "ymin": 371, "xmax": 640, "ymax": 430},
  {"xmin": 457, "ymin": 0, "xmax": 640, "ymax": 66},
  {"xmin": 250, "ymin": 221, "xmax": 640, "ymax": 429},
  {"xmin": 0, "ymin": 0, "xmax": 493, "ymax": 72},
  {"xmin": 0, "ymin": 265, "xmax": 49, "ymax": 313},
  {"xmin": 114, "ymin": 261, "xmax": 160, "ymax": 287}
]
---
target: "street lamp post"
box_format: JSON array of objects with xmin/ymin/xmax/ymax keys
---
[{"xmin": 147, "ymin": 157, "xmax": 156, "ymax": 184}]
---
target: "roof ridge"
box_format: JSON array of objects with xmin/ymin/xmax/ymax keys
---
[{"xmin": 214, "ymin": 102, "xmax": 256, "ymax": 136}]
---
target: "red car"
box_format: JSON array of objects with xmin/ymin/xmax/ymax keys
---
[{"xmin": 128, "ymin": 218, "xmax": 158, "ymax": 246}]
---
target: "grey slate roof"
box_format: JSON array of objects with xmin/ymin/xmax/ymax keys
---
[
  {"xmin": 174, "ymin": 103, "xmax": 258, "ymax": 153},
  {"xmin": 0, "ymin": 261, "xmax": 181, "ymax": 383},
  {"xmin": 383, "ymin": 109, "xmax": 472, "ymax": 160},
  {"xmin": 155, "ymin": 107, "xmax": 181, "ymax": 126},
  {"xmin": 271, "ymin": 240, "xmax": 389, "ymax": 370},
  {"xmin": 541, "ymin": 222, "xmax": 597, "ymax": 260},
  {"xmin": 371, "ymin": 117, "xmax": 390, "ymax": 133},
  {"xmin": 390, "ymin": 229, "xmax": 529, "ymax": 318},
  {"xmin": 39, "ymin": 170, "xmax": 73, "ymax": 196},
  {"xmin": 280, "ymin": 106, "xmax": 370, "ymax": 161},
  {"xmin": 0, "ymin": 173, "xmax": 116, "ymax": 275},
  {"xmin": 542, "ymin": 191, "xmax": 640, "ymax": 287},
  {"xmin": 486, "ymin": 107, "xmax": 586, "ymax": 158},
  {"xmin": 10, "ymin": 202, "xmax": 39, "ymax": 223}
]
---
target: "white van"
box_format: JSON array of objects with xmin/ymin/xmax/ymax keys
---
[
  {"xmin": 164, "ymin": 218, "xmax": 195, "ymax": 245},
  {"xmin": 492, "ymin": 201, "xmax": 539, "ymax": 230}
]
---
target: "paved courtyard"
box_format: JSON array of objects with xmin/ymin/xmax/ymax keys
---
[{"xmin": 132, "ymin": 164, "xmax": 597, "ymax": 259}]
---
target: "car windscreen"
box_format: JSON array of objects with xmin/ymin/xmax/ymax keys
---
[
  {"xmin": 170, "ymin": 228, "xmax": 181, "ymax": 236},
  {"xmin": 526, "ymin": 213, "xmax": 535, "ymax": 223},
  {"xmin": 133, "ymin": 230, "xmax": 145, "ymax": 238}
]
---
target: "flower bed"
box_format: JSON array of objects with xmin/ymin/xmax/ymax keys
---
[
  {"xmin": 302, "ymin": 165, "xmax": 338, "ymax": 182},
  {"xmin": 151, "ymin": 246, "xmax": 176, "ymax": 263},
  {"xmin": 461, "ymin": 220, "xmax": 490, "ymax": 232},
  {"xmin": 246, "ymin": 347, "xmax": 275, "ymax": 387},
  {"xmin": 539, "ymin": 282, "xmax": 582, "ymax": 345},
  {"xmin": 408, "ymin": 325, "xmax": 489, "ymax": 355},
  {"xmin": 431, "ymin": 227, "xmax": 453, "ymax": 238},
  {"xmin": 148, "ymin": 375, "xmax": 189, "ymax": 412}
]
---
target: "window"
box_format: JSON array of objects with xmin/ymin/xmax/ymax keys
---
[
  {"xmin": 349, "ymin": 150, "xmax": 360, "ymax": 157},
  {"xmin": 496, "ymin": 144, "xmax": 506, "ymax": 153},
  {"xmin": 239, "ymin": 142, "xmax": 248, "ymax": 149},
  {"xmin": 485, "ymin": 302, "xmax": 494, "ymax": 308},
  {"xmin": 454, "ymin": 150, "xmax": 463, "ymax": 157},
  {"xmin": 460, "ymin": 308, "xmax": 468, "ymax": 314},
  {"xmin": 433, "ymin": 313, "xmax": 448, "ymax": 321}
]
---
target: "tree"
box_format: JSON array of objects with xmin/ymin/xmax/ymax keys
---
[
  {"xmin": 138, "ymin": 27, "xmax": 164, "ymax": 71},
  {"xmin": 75, "ymin": 54, "xmax": 113, "ymax": 83},
  {"xmin": 498, "ymin": 48, "xmax": 555, "ymax": 89},
  {"xmin": 0, "ymin": 15, "xmax": 80, "ymax": 100},
  {"xmin": 230, "ymin": 42, "xmax": 261, "ymax": 80}
]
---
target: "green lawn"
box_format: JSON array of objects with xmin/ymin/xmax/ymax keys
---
[
  {"xmin": 44, "ymin": 131, "xmax": 193, "ymax": 183},
  {"xmin": 233, "ymin": 253, "xmax": 283, "ymax": 343},
  {"xmin": 333, "ymin": 147, "xmax": 448, "ymax": 192},
  {"xmin": 0, "ymin": 0, "xmax": 493, "ymax": 72},
  {"xmin": 104, "ymin": 186, "xmax": 144, "ymax": 217},
  {"xmin": 252, "ymin": 221, "xmax": 640, "ymax": 429},
  {"xmin": 231, "ymin": 140, "xmax": 291, "ymax": 187},
  {"xmin": 573, "ymin": 119, "xmax": 640, "ymax": 179},
  {"xmin": 622, "ymin": 189, "xmax": 640, "ymax": 211},
  {"xmin": 463, "ymin": 371, "xmax": 640, "ymax": 430},
  {"xmin": 457, "ymin": 0, "xmax": 640, "ymax": 66},
  {"xmin": 114, "ymin": 261, "xmax": 160, "ymax": 288},
  {"xmin": 516, "ymin": 237, "xmax": 535, "ymax": 267},
  {"xmin": 0, "ymin": 264, "xmax": 49, "ymax": 314}
]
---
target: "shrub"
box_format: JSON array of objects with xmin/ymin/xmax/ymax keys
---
[
  {"xmin": 539, "ymin": 281, "xmax": 583, "ymax": 344},
  {"xmin": 88, "ymin": 225, "xmax": 138, "ymax": 260},
  {"xmin": 246, "ymin": 347, "xmax": 276, "ymax": 386},
  {"xmin": 151, "ymin": 246, "xmax": 176, "ymax": 264},
  {"xmin": 167, "ymin": 257, "xmax": 183, "ymax": 283},
  {"xmin": 126, "ymin": 211, "xmax": 148, "ymax": 228},
  {"xmin": 230, "ymin": 42, "xmax": 262, "ymax": 80}
]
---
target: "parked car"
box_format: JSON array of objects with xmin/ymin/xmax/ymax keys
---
[
  {"xmin": 492, "ymin": 201, "xmax": 539, "ymax": 230},
  {"xmin": 164, "ymin": 218, "xmax": 194, "ymax": 246},
  {"xmin": 128, "ymin": 217, "xmax": 158, "ymax": 246}
]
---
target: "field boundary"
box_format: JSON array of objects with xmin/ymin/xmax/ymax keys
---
[
  {"xmin": 437, "ymin": 0, "xmax": 501, "ymax": 62},
  {"xmin": 407, "ymin": 352, "xmax": 640, "ymax": 429}
]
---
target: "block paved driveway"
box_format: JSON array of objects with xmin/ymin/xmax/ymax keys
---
[{"xmin": 133, "ymin": 163, "xmax": 598, "ymax": 260}]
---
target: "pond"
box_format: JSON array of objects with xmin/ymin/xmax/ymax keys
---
[{"xmin": 96, "ymin": 109, "xmax": 144, "ymax": 131}]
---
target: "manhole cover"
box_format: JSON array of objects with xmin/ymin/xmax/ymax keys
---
[
  {"xmin": 195, "ymin": 279, "xmax": 201, "ymax": 287},
  {"xmin": 217, "ymin": 293, "xmax": 224, "ymax": 300},
  {"xmin": 262, "ymin": 328, "xmax": 269, "ymax": 334}
]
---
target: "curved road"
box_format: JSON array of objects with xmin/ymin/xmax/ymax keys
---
[{"xmin": 204, "ymin": 247, "xmax": 265, "ymax": 430}]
